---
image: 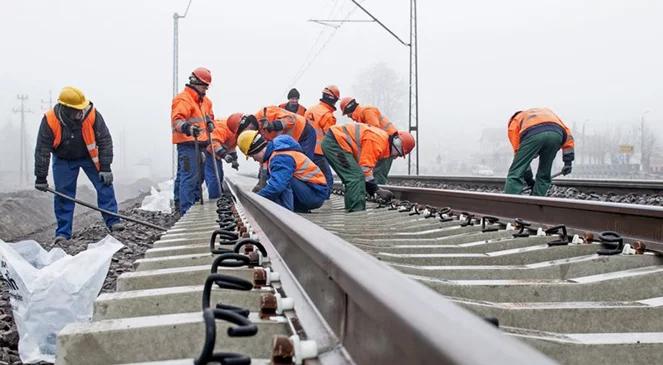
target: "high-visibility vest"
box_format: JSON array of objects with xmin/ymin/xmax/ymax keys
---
[
  {"xmin": 45, "ymin": 108, "xmax": 100, "ymax": 170},
  {"xmin": 269, "ymin": 150, "xmax": 326, "ymax": 186},
  {"xmin": 278, "ymin": 102, "xmax": 306, "ymax": 116},
  {"xmin": 304, "ymin": 102, "xmax": 336, "ymax": 155},
  {"xmin": 329, "ymin": 122, "xmax": 390, "ymax": 179},
  {"xmin": 210, "ymin": 118, "xmax": 237, "ymax": 150},
  {"xmin": 508, "ymin": 107, "xmax": 575, "ymax": 156},
  {"xmin": 351, "ymin": 105, "xmax": 398, "ymax": 135},
  {"xmin": 171, "ymin": 87, "xmax": 214, "ymax": 144},
  {"xmin": 255, "ymin": 106, "xmax": 307, "ymax": 142}
]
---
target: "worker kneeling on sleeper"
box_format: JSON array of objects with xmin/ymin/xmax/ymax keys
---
[{"xmin": 237, "ymin": 131, "xmax": 329, "ymax": 212}]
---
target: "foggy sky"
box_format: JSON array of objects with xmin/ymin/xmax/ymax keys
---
[{"xmin": 1, "ymin": 0, "xmax": 661, "ymax": 188}]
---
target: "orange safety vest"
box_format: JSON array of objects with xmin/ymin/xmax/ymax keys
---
[
  {"xmin": 210, "ymin": 118, "xmax": 237, "ymax": 150},
  {"xmin": 255, "ymin": 106, "xmax": 307, "ymax": 142},
  {"xmin": 278, "ymin": 102, "xmax": 307, "ymax": 116},
  {"xmin": 171, "ymin": 87, "xmax": 214, "ymax": 144},
  {"xmin": 45, "ymin": 108, "xmax": 100, "ymax": 170},
  {"xmin": 268, "ymin": 150, "xmax": 327, "ymax": 185},
  {"xmin": 329, "ymin": 122, "xmax": 390, "ymax": 179},
  {"xmin": 304, "ymin": 102, "xmax": 337, "ymax": 155},
  {"xmin": 508, "ymin": 107, "xmax": 575, "ymax": 156},
  {"xmin": 351, "ymin": 105, "xmax": 398, "ymax": 136}
]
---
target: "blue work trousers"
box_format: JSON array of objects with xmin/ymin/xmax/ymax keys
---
[
  {"xmin": 312, "ymin": 154, "xmax": 333, "ymax": 199},
  {"xmin": 176, "ymin": 144, "xmax": 223, "ymax": 214},
  {"xmin": 264, "ymin": 179, "xmax": 328, "ymax": 212},
  {"xmin": 52, "ymin": 156, "xmax": 120, "ymax": 239},
  {"xmin": 298, "ymin": 123, "xmax": 317, "ymax": 159}
]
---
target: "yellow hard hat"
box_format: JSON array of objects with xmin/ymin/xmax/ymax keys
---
[
  {"xmin": 58, "ymin": 86, "xmax": 90, "ymax": 110},
  {"xmin": 237, "ymin": 130, "xmax": 267, "ymax": 159}
]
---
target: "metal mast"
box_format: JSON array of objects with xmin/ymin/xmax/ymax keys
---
[
  {"xmin": 12, "ymin": 94, "xmax": 31, "ymax": 185},
  {"xmin": 172, "ymin": 0, "xmax": 193, "ymax": 178}
]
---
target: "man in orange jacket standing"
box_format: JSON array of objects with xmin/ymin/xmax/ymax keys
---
[
  {"xmin": 339, "ymin": 97, "xmax": 399, "ymax": 184},
  {"xmin": 321, "ymin": 122, "xmax": 415, "ymax": 212},
  {"xmin": 171, "ymin": 67, "xmax": 221, "ymax": 214},
  {"xmin": 305, "ymin": 85, "xmax": 340, "ymax": 196},
  {"xmin": 504, "ymin": 107, "xmax": 575, "ymax": 196},
  {"xmin": 279, "ymin": 88, "xmax": 306, "ymax": 116}
]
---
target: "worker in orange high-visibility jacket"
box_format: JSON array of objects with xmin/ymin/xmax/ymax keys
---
[
  {"xmin": 340, "ymin": 97, "xmax": 399, "ymax": 184},
  {"xmin": 207, "ymin": 117, "xmax": 240, "ymax": 172},
  {"xmin": 236, "ymin": 106, "xmax": 317, "ymax": 159},
  {"xmin": 304, "ymin": 85, "xmax": 340, "ymax": 197},
  {"xmin": 504, "ymin": 107, "xmax": 575, "ymax": 196},
  {"xmin": 321, "ymin": 122, "xmax": 415, "ymax": 212},
  {"xmin": 34, "ymin": 86, "xmax": 122, "ymax": 245},
  {"xmin": 279, "ymin": 88, "xmax": 306, "ymax": 116},
  {"xmin": 171, "ymin": 67, "xmax": 220, "ymax": 214},
  {"xmin": 237, "ymin": 131, "xmax": 328, "ymax": 212}
]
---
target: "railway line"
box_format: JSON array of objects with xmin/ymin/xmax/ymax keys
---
[{"xmin": 52, "ymin": 172, "xmax": 663, "ymax": 364}]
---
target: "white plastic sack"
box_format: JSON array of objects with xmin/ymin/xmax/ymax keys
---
[
  {"xmin": 0, "ymin": 235, "xmax": 124, "ymax": 363},
  {"xmin": 140, "ymin": 180, "xmax": 174, "ymax": 214}
]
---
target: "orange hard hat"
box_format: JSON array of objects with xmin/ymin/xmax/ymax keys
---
[
  {"xmin": 322, "ymin": 85, "xmax": 340, "ymax": 99},
  {"xmin": 340, "ymin": 97, "xmax": 357, "ymax": 115},
  {"xmin": 191, "ymin": 67, "xmax": 212, "ymax": 85},
  {"xmin": 226, "ymin": 113, "xmax": 244, "ymax": 134},
  {"xmin": 393, "ymin": 131, "xmax": 415, "ymax": 157}
]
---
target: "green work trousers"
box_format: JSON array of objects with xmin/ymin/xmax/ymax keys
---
[
  {"xmin": 321, "ymin": 133, "xmax": 366, "ymax": 212},
  {"xmin": 374, "ymin": 157, "xmax": 393, "ymax": 185},
  {"xmin": 504, "ymin": 131, "xmax": 563, "ymax": 196}
]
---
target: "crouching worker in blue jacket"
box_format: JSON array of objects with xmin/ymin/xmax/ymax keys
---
[{"xmin": 237, "ymin": 131, "xmax": 328, "ymax": 212}]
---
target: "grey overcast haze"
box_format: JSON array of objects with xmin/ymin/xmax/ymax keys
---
[{"xmin": 1, "ymin": 0, "xmax": 661, "ymax": 191}]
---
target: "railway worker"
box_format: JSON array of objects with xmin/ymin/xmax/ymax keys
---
[
  {"xmin": 34, "ymin": 86, "xmax": 123, "ymax": 245},
  {"xmin": 208, "ymin": 117, "xmax": 240, "ymax": 173},
  {"xmin": 279, "ymin": 88, "xmax": 307, "ymax": 116},
  {"xmin": 339, "ymin": 97, "xmax": 399, "ymax": 184},
  {"xmin": 171, "ymin": 67, "xmax": 220, "ymax": 214},
  {"xmin": 322, "ymin": 122, "xmax": 415, "ymax": 212},
  {"xmin": 237, "ymin": 131, "xmax": 328, "ymax": 212},
  {"xmin": 504, "ymin": 107, "xmax": 575, "ymax": 196},
  {"xmin": 304, "ymin": 85, "xmax": 340, "ymax": 196}
]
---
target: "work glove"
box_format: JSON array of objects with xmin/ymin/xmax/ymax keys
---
[
  {"xmin": 561, "ymin": 162, "xmax": 573, "ymax": 176},
  {"xmin": 182, "ymin": 123, "xmax": 202, "ymax": 138},
  {"xmin": 35, "ymin": 177, "xmax": 48, "ymax": 192},
  {"xmin": 365, "ymin": 179, "xmax": 378, "ymax": 196},
  {"xmin": 99, "ymin": 171, "xmax": 114, "ymax": 185},
  {"xmin": 205, "ymin": 116, "xmax": 215, "ymax": 133},
  {"xmin": 264, "ymin": 120, "xmax": 284, "ymax": 132},
  {"xmin": 231, "ymin": 160, "xmax": 240, "ymax": 170},
  {"xmin": 224, "ymin": 152, "xmax": 237, "ymax": 164}
]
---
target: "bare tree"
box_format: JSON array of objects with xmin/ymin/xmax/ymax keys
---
[{"xmin": 352, "ymin": 62, "xmax": 407, "ymax": 128}]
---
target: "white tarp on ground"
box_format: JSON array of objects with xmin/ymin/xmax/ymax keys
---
[
  {"xmin": 139, "ymin": 179, "xmax": 174, "ymax": 214},
  {"xmin": 0, "ymin": 236, "xmax": 124, "ymax": 363}
]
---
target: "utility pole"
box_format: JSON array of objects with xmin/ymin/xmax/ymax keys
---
[
  {"xmin": 172, "ymin": 0, "xmax": 193, "ymax": 179},
  {"xmin": 310, "ymin": 1, "xmax": 420, "ymax": 175},
  {"xmin": 12, "ymin": 95, "xmax": 32, "ymax": 185},
  {"xmin": 640, "ymin": 109, "xmax": 651, "ymax": 173},
  {"xmin": 41, "ymin": 90, "xmax": 53, "ymax": 111}
]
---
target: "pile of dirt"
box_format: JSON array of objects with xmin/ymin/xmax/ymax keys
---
[{"xmin": 0, "ymin": 202, "xmax": 178, "ymax": 365}]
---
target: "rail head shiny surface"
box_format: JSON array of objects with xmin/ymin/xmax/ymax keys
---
[{"xmin": 226, "ymin": 175, "xmax": 557, "ymax": 365}]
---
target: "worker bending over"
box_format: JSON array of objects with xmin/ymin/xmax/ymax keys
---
[
  {"xmin": 34, "ymin": 86, "xmax": 122, "ymax": 245},
  {"xmin": 304, "ymin": 85, "xmax": 340, "ymax": 196},
  {"xmin": 504, "ymin": 107, "xmax": 575, "ymax": 196},
  {"xmin": 322, "ymin": 122, "xmax": 415, "ymax": 212},
  {"xmin": 209, "ymin": 116, "xmax": 240, "ymax": 171},
  {"xmin": 238, "ymin": 131, "xmax": 328, "ymax": 212},
  {"xmin": 279, "ymin": 88, "xmax": 306, "ymax": 116},
  {"xmin": 171, "ymin": 67, "xmax": 222, "ymax": 214},
  {"xmin": 339, "ymin": 97, "xmax": 399, "ymax": 184}
]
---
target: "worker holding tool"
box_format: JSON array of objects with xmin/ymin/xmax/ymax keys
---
[
  {"xmin": 504, "ymin": 107, "xmax": 575, "ymax": 196},
  {"xmin": 171, "ymin": 67, "xmax": 219, "ymax": 214},
  {"xmin": 34, "ymin": 86, "xmax": 122, "ymax": 245},
  {"xmin": 305, "ymin": 85, "xmax": 340, "ymax": 196},
  {"xmin": 237, "ymin": 131, "xmax": 328, "ymax": 212},
  {"xmin": 209, "ymin": 117, "xmax": 239, "ymax": 171},
  {"xmin": 322, "ymin": 122, "xmax": 415, "ymax": 212},
  {"xmin": 339, "ymin": 97, "xmax": 399, "ymax": 184},
  {"xmin": 279, "ymin": 88, "xmax": 306, "ymax": 116}
]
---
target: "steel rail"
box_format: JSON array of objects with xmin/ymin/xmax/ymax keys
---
[
  {"xmin": 383, "ymin": 185, "xmax": 663, "ymax": 252},
  {"xmin": 225, "ymin": 175, "xmax": 555, "ymax": 365},
  {"xmin": 388, "ymin": 175, "xmax": 663, "ymax": 195}
]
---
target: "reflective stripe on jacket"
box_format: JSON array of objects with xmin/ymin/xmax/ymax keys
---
[
  {"xmin": 278, "ymin": 102, "xmax": 307, "ymax": 116},
  {"xmin": 171, "ymin": 86, "xmax": 214, "ymax": 144},
  {"xmin": 329, "ymin": 122, "xmax": 390, "ymax": 180},
  {"xmin": 304, "ymin": 102, "xmax": 337, "ymax": 155},
  {"xmin": 508, "ymin": 107, "xmax": 575, "ymax": 158},
  {"xmin": 351, "ymin": 105, "xmax": 398, "ymax": 136},
  {"xmin": 255, "ymin": 106, "xmax": 307, "ymax": 142},
  {"xmin": 45, "ymin": 107, "xmax": 100, "ymax": 170},
  {"xmin": 269, "ymin": 150, "xmax": 326, "ymax": 186}
]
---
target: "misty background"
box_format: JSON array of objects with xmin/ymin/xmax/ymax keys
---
[{"xmin": 1, "ymin": 0, "xmax": 661, "ymax": 193}]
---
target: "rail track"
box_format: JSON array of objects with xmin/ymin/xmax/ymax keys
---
[
  {"xmin": 387, "ymin": 175, "xmax": 663, "ymax": 195},
  {"xmin": 53, "ymin": 172, "xmax": 663, "ymax": 364}
]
